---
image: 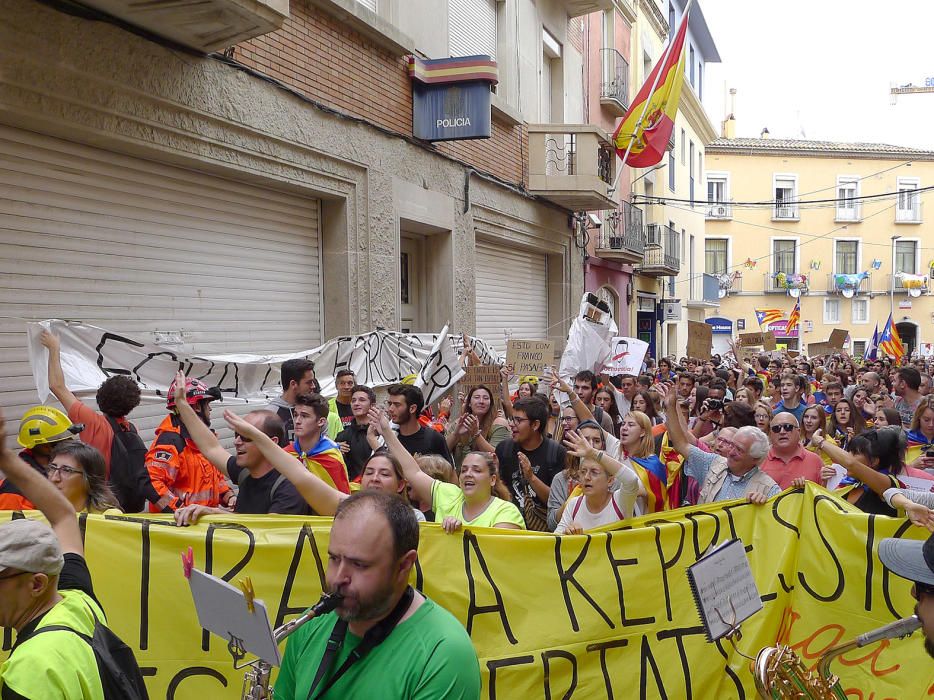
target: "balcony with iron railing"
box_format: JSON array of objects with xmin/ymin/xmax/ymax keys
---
[
  {"xmin": 705, "ymin": 201, "xmax": 733, "ymax": 219},
  {"xmin": 890, "ymin": 273, "xmax": 930, "ymax": 294},
  {"xmin": 599, "ymin": 48, "xmax": 630, "ymax": 115},
  {"xmin": 772, "ymin": 203, "xmax": 800, "ymax": 221},
  {"xmin": 638, "ymin": 223, "xmax": 680, "ymax": 276},
  {"xmin": 528, "ymin": 124, "xmax": 616, "ymax": 210},
  {"xmin": 688, "ymin": 273, "xmax": 721, "ymax": 305},
  {"xmin": 834, "ymin": 203, "xmax": 862, "ymax": 223},
  {"xmin": 715, "ymin": 270, "xmax": 743, "ymax": 296},
  {"xmin": 827, "ymin": 272, "xmax": 871, "ymax": 295},
  {"xmin": 595, "ymin": 201, "xmax": 645, "ymax": 264},
  {"xmin": 896, "ymin": 200, "xmax": 923, "ymax": 223},
  {"xmin": 764, "ymin": 272, "xmax": 809, "ymax": 294}
]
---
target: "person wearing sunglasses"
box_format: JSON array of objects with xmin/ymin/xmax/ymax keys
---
[
  {"xmin": 760, "ymin": 413, "xmax": 824, "ymax": 490},
  {"xmin": 46, "ymin": 442, "xmax": 121, "ymax": 514},
  {"xmin": 169, "ymin": 371, "xmax": 310, "ymax": 526}
]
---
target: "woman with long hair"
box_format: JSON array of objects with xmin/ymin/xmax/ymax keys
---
[
  {"xmin": 829, "ymin": 397, "xmax": 866, "ymax": 450},
  {"xmin": 594, "ymin": 387, "xmax": 621, "ymax": 434},
  {"xmin": 46, "ymin": 441, "xmax": 120, "ymax": 514},
  {"xmin": 851, "ymin": 388, "xmax": 874, "ymax": 422},
  {"xmin": 801, "ymin": 404, "xmax": 834, "ymax": 466},
  {"xmin": 446, "ymin": 384, "xmax": 509, "ymax": 468},
  {"xmin": 223, "ymin": 410, "xmax": 426, "ymax": 520},
  {"xmin": 547, "ymin": 419, "xmax": 602, "ymax": 531},
  {"xmin": 616, "ymin": 411, "xmax": 668, "ymax": 514},
  {"xmin": 873, "ymin": 407, "xmax": 903, "ymax": 429},
  {"xmin": 631, "ymin": 391, "xmax": 661, "ymax": 426},
  {"xmin": 907, "ymin": 397, "xmax": 934, "ymax": 469},
  {"xmin": 754, "ymin": 400, "xmax": 773, "ymax": 433}
]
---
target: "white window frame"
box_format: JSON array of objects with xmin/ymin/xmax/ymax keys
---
[
  {"xmin": 894, "ymin": 237, "xmax": 921, "ymax": 275},
  {"xmin": 823, "ymin": 298, "xmax": 841, "ymax": 325},
  {"xmin": 835, "ymin": 176, "xmax": 861, "ymax": 222},
  {"xmin": 704, "ymin": 236, "xmax": 731, "ymax": 277},
  {"xmin": 851, "ymin": 297, "xmax": 869, "ymax": 325},
  {"xmin": 705, "ymin": 170, "xmax": 730, "ymax": 213},
  {"xmin": 772, "ymin": 173, "xmax": 799, "ymax": 220},
  {"xmin": 680, "ymin": 129, "xmax": 686, "ymax": 165},
  {"xmin": 832, "ymin": 238, "xmax": 862, "ymax": 276},
  {"xmin": 896, "ymin": 176, "xmax": 921, "ymax": 221},
  {"xmin": 770, "ymin": 236, "xmax": 800, "ymax": 277}
]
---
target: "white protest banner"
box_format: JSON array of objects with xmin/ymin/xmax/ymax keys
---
[
  {"xmin": 601, "ymin": 337, "xmax": 649, "ymax": 376},
  {"xmin": 558, "ymin": 293, "xmax": 619, "ymax": 379},
  {"xmin": 413, "ymin": 324, "xmax": 465, "ymax": 407},
  {"xmin": 26, "ymin": 320, "xmax": 501, "ymax": 404}
]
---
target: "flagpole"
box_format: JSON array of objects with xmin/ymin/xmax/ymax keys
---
[{"xmin": 608, "ymin": 0, "xmax": 694, "ymax": 195}]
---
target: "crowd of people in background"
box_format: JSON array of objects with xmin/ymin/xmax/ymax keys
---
[{"xmin": 4, "ymin": 330, "xmax": 934, "ymax": 538}]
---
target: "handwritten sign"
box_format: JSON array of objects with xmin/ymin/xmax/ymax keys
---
[
  {"xmin": 763, "ymin": 331, "xmax": 777, "ymax": 351},
  {"xmin": 459, "ymin": 364, "xmax": 503, "ymax": 411},
  {"xmin": 505, "ymin": 339, "xmax": 554, "ymax": 377},
  {"xmin": 807, "ymin": 341, "xmax": 837, "ymax": 357},
  {"xmin": 686, "ymin": 321, "xmax": 712, "ymax": 360},
  {"xmin": 738, "ymin": 332, "xmax": 765, "ymax": 347},
  {"xmin": 828, "ymin": 329, "xmax": 849, "ymax": 349}
]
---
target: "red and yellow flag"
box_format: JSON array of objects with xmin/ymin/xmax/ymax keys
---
[
  {"xmin": 784, "ymin": 300, "xmax": 801, "ymax": 335},
  {"xmin": 612, "ymin": 8, "xmax": 691, "ymax": 167}
]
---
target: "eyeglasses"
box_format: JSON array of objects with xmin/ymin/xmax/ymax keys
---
[
  {"xmin": 510, "ymin": 417, "xmax": 531, "ymax": 425},
  {"xmin": 46, "ymin": 464, "xmax": 84, "ymax": 477},
  {"xmin": 234, "ymin": 433, "xmax": 253, "ymax": 443},
  {"xmin": 560, "ymin": 416, "xmax": 577, "ymax": 423},
  {"xmin": 770, "ymin": 424, "xmax": 797, "ymax": 434}
]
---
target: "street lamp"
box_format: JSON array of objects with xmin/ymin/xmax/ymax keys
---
[{"xmin": 891, "ymin": 235, "xmax": 902, "ymax": 318}]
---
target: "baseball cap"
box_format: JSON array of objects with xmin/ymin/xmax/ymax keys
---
[
  {"xmin": 879, "ymin": 533, "xmax": 934, "ymax": 587},
  {"xmin": 0, "ymin": 519, "xmax": 64, "ymax": 576}
]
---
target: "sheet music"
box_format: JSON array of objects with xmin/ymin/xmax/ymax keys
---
[{"xmin": 686, "ymin": 539, "xmax": 762, "ymax": 641}]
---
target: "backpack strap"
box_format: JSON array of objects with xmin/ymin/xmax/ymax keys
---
[
  {"xmin": 611, "ymin": 494, "xmax": 625, "ymax": 518},
  {"xmin": 571, "ymin": 496, "xmax": 583, "ymax": 519},
  {"xmin": 268, "ymin": 474, "xmax": 288, "ymax": 501}
]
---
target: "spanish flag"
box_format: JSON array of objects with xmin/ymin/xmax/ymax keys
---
[
  {"xmin": 287, "ymin": 436, "xmax": 351, "ymax": 495},
  {"xmin": 612, "ymin": 7, "xmax": 691, "ymax": 167}
]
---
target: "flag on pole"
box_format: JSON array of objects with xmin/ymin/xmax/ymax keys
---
[
  {"xmin": 784, "ymin": 300, "xmax": 801, "ymax": 335},
  {"xmin": 612, "ymin": 8, "xmax": 691, "ymax": 167},
  {"xmin": 754, "ymin": 308, "xmax": 785, "ymax": 327},
  {"xmin": 879, "ymin": 313, "xmax": 906, "ymax": 362},
  {"xmin": 864, "ymin": 324, "xmax": 879, "ymax": 361}
]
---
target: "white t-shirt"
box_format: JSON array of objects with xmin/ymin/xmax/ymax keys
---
[{"xmin": 555, "ymin": 479, "xmax": 637, "ymax": 534}]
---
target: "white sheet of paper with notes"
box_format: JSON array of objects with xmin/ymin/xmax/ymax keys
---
[{"xmin": 686, "ymin": 538, "xmax": 762, "ymax": 642}]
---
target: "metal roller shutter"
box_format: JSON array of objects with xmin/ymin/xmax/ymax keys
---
[
  {"xmin": 448, "ymin": 0, "xmax": 497, "ymax": 58},
  {"xmin": 475, "ymin": 239, "xmax": 548, "ymax": 353},
  {"xmin": 0, "ymin": 126, "xmax": 322, "ymax": 444}
]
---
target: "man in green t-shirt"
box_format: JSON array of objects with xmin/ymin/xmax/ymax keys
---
[{"xmin": 274, "ymin": 490, "xmax": 481, "ymax": 699}]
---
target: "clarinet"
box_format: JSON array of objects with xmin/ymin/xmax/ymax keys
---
[{"xmin": 241, "ymin": 592, "xmax": 343, "ymax": 700}]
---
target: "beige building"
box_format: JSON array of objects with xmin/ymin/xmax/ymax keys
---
[{"xmin": 705, "ymin": 131, "xmax": 934, "ymax": 358}]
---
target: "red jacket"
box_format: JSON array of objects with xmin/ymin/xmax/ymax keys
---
[{"xmin": 142, "ymin": 415, "xmax": 231, "ymax": 512}]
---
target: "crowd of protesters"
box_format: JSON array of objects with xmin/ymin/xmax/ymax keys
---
[{"xmin": 4, "ymin": 329, "xmax": 934, "ymax": 538}]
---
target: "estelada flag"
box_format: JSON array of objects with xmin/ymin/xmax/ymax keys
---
[
  {"xmin": 784, "ymin": 300, "xmax": 801, "ymax": 335},
  {"xmin": 612, "ymin": 8, "xmax": 691, "ymax": 167},
  {"xmin": 879, "ymin": 312, "xmax": 906, "ymax": 363}
]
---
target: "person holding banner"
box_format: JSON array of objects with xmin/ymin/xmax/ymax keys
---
[
  {"xmin": 554, "ymin": 429, "xmax": 641, "ymax": 534},
  {"xmin": 370, "ymin": 407, "xmax": 523, "ymax": 532},
  {"xmin": 219, "ymin": 409, "xmax": 426, "ymax": 522},
  {"xmin": 167, "ymin": 372, "xmax": 310, "ymax": 523}
]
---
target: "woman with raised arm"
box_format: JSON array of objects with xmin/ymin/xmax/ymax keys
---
[
  {"xmin": 554, "ymin": 429, "xmax": 641, "ymax": 534},
  {"xmin": 222, "ymin": 409, "xmax": 425, "ymax": 520},
  {"xmin": 367, "ymin": 407, "xmax": 524, "ymax": 533}
]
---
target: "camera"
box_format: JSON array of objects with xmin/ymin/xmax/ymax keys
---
[{"xmin": 706, "ymin": 399, "xmax": 724, "ymax": 411}]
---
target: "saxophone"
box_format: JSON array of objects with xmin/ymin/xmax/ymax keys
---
[
  {"xmin": 241, "ymin": 591, "xmax": 343, "ymax": 700},
  {"xmin": 753, "ymin": 615, "xmax": 921, "ymax": 699}
]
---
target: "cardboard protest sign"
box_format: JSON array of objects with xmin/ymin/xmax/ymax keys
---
[
  {"xmin": 686, "ymin": 321, "xmax": 712, "ymax": 359},
  {"xmin": 5, "ymin": 484, "xmax": 927, "ymax": 699},
  {"xmin": 808, "ymin": 341, "xmax": 837, "ymax": 357},
  {"xmin": 601, "ymin": 336, "xmax": 649, "ymax": 375},
  {"xmin": 763, "ymin": 331, "xmax": 777, "ymax": 351},
  {"xmin": 828, "ymin": 328, "xmax": 849, "ymax": 349},
  {"xmin": 505, "ymin": 339, "xmax": 554, "ymax": 378},
  {"xmin": 738, "ymin": 332, "xmax": 766, "ymax": 347},
  {"xmin": 459, "ymin": 364, "xmax": 502, "ymax": 411}
]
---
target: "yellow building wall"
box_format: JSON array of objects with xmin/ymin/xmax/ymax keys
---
[{"xmin": 705, "ymin": 150, "xmax": 933, "ymax": 355}]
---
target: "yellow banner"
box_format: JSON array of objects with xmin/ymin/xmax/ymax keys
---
[{"xmin": 3, "ymin": 484, "xmax": 934, "ymax": 698}]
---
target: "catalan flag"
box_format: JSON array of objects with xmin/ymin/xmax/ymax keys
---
[
  {"xmin": 287, "ymin": 435, "xmax": 351, "ymax": 495},
  {"xmin": 755, "ymin": 308, "xmax": 785, "ymax": 327},
  {"xmin": 785, "ymin": 300, "xmax": 801, "ymax": 335},
  {"xmin": 612, "ymin": 6, "xmax": 690, "ymax": 167},
  {"xmin": 879, "ymin": 312, "xmax": 906, "ymax": 363}
]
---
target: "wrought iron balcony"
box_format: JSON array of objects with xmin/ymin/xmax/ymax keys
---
[
  {"xmin": 890, "ymin": 273, "xmax": 930, "ymax": 294},
  {"xmin": 834, "ymin": 203, "xmax": 861, "ymax": 222},
  {"xmin": 527, "ymin": 124, "xmax": 616, "ymax": 210},
  {"xmin": 77, "ymin": 0, "xmax": 287, "ymax": 52},
  {"xmin": 827, "ymin": 272, "xmax": 871, "ymax": 295},
  {"xmin": 772, "ymin": 204, "xmax": 799, "ymax": 221},
  {"xmin": 599, "ymin": 48, "xmax": 630, "ymax": 115},
  {"xmin": 638, "ymin": 223, "xmax": 680, "ymax": 276},
  {"xmin": 595, "ymin": 201, "xmax": 645, "ymax": 264},
  {"xmin": 705, "ymin": 201, "xmax": 733, "ymax": 219},
  {"xmin": 764, "ymin": 272, "xmax": 809, "ymax": 294}
]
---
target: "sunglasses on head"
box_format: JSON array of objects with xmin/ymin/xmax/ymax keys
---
[{"xmin": 770, "ymin": 423, "xmax": 796, "ymax": 434}]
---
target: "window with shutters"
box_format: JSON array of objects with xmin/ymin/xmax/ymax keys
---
[
  {"xmin": 851, "ymin": 298, "xmax": 869, "ymax": 324},
  {"xmin": 896, "ymin": 177, "xmax": 921, "ymax": 222},
  {"xmin": 836, "ymin": 177, "xmax": 860, "ymax": 221},
  {"xmin": 834, "ymin": 240, "xmax": 859, "ymax": 275},
  {"xmin": 448, "ymin": 0, "xmax": 497, "ymax": 58},
  {"xmin": 773, "ymin": 175, "xmax": 799, "ymax": 219},
  {"xmin": 705, "ymin": 239, "xmax": 728, "ymax": 276},
  {"xmin": 852, "ymin": 340, "xmax": 867, "ymax": 357}
]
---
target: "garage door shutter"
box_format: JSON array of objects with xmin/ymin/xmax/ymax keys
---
[
  {"xmin": 475, "ymin": 239, "xmax": 548, "ymax": 353},
  {"xmin": 0, "ymin": 126, "xmax": 322, "ymax": 443}
]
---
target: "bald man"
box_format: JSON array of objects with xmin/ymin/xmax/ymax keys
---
[{"xmin": 760, "ymin": 412, "xmax": 824, "ymax": 490}]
